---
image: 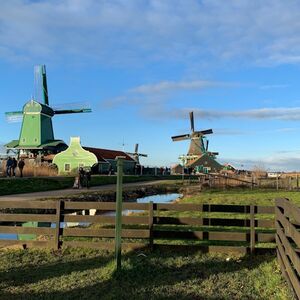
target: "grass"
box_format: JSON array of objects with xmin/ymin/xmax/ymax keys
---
[
  {"xmin": 0, "ymin": 187, "xmax": 296, "ymax": 299},
  {"xmin": 183, "ymin": 188, "xmax": 300, "ymax": 206},
  {"xmin": 0, "ymin": 247, "xmax": 291, "ymax": 300}
]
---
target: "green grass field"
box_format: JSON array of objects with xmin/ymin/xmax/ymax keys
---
[
  {"xmin": 183, "ymin": 188, "xmax": 300, "ymax": 205},
  {"xmin": 0, "ymin": 187, "xmax": 295, "ymax": 299},
  {"xmin": 0, "ymin": 248, "xmax": 291, "ymax": 300}
]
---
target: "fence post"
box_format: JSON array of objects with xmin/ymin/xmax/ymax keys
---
[
  {"xmin": 54, "ymin": 200, "xmax": 62, "ymax": 250},
  {"xmin": 149, "ymin": 201, "xmax": 154, "ymax": 251},
  {"xmin": 250, "ymin": 204, "xmax": 255, "ymax": 254},
  {"xmin": 276, "ymin": 174, "xmax": 279, "ymax": 191},
  {"xmin": 115, "ymin": 156, "xmax": 125, "ymax": 272}
]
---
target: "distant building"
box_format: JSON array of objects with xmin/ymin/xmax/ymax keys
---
[
  {"xmin": 187, "ymin": 154, "xmax": 223, "ymax": 174},
  {"xmin": 53, "ymin": 137, "xmax": 137, "ymax": 175},
  {"xmin": 84, "ymin": 147, "xmax": 136, "ymax": 174}
]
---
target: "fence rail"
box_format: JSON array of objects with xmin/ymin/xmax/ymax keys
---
[
  {"xmin": 0, "ymin": 200, "xmax": 275, "ymax": 253},
  {"xmin": 275, "ymin": 198, "xmax": 300, "ymax": 299}
]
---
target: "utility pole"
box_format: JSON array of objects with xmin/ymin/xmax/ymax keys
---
[{"xmin": 115, "ymin": 156, "xmax": 125, "ymax": 272}]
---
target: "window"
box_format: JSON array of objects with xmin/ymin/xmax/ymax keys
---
[{"xmin": 64, "ymin": 164, "xmax": 71, "ymax": 172}]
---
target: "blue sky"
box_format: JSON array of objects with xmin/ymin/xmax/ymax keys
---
[{"xmin": 1, "ymin": 0, "xmax": 300, "ymax": 170}]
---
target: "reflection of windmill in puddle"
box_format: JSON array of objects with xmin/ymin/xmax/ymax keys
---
[
  {"xmin": 171, "ymin": 112, "xmax": 222, "ymax": 173},
  {"xmin": 5, "ymin": 65, "xmax": 91, "ymax": 158}
]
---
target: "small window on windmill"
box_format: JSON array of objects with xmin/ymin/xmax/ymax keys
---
[
  {"xmin": 22, "ymin": 138, "xmax": 26, "ymax": 143},
  {"xmin": 64, "ymin": 163, "xmax": 71, "ymax": 172},
  {"xmin": 34, "ymin": 138, "xmax": 38, "ymax": 142}
]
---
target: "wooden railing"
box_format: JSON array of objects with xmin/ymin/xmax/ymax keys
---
[
  {"xmin": 276, "ymin": 198, "xmax": 300, "ymax": 299},
  {"xmin": 0, "ymin": 200, "xmax": 275, "ymax": 253}
]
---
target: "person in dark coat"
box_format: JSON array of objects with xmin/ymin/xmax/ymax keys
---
[
  {"xmin": 6, "ymin": 157, "xmax": 12, "ymax": 177},
  {"xmin": 12, "ymin": 158, "xmax": 17, "ymax": 177},
  {"xmin": 18, "ymin": 159, "xmax": 25, "ymax": 177}
]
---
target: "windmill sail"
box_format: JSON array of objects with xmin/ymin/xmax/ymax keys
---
[
  {"xmin": 172, "ymin": 111, "xmax": 218, "ymax": 157},
  {"xmin": 34, "ymin": 65, "xmax": 49, "ymax": 105},
  {"xmin": 5, "ymin": 111, "xmax": 23, "ymax": 123}
]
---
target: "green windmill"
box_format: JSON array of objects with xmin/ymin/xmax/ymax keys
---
[{"xmin": 5, "ymin": 65, "xmax": 91, "ymax": 156}]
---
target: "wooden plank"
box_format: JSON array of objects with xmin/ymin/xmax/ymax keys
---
[
  {"xmin": 257, "ymin": 219, "xmax": 274, "ymax": 228},
  {"xmin": 62, "ymin": 228, "xmax": 150, "ymax": 238},
  {"xmin": 64, "ymin": 201, "xmax": 148, "ymax": 211},
  {"xmin": 153, "ymin": 230, "xmax": 247, "ymax": 241},
  {"xmin": 149, "ymin": 201, "xmax": 154, "ymax": 250},
  {"xmin": 62, "ymin": 241, "xmax": 148, "ymax": 250},
  {"xmin": 0, "ymin": 200, "xmax": 57, "ymax": 209},
  {"xmin": 250, "ymin": 204, "xmax": 255, "ymax": 253},
  {"xmin": 53, "ymin": 200, "xmax": 61, "ymax": 250},
  {"xmin": 0, "ymin": 240, "xmax": 51, "ymax": 248},
  {"xmin": 276, "ymin": 223, "xmax": 300, "ymax": 277},
  {"xmin": 257, "ymin": 233, "xmax": 275, "ymax": 242},
  {"xmin": 0, "ymin": 214, "xmax": 56, "ymax": 222},
  {"xmin": 0, "ymin": 226, "xmax": 54, "ymax": 235},
  {"xmin": 154, "ymin": 230, "xmax": 203, "ymax": 240},
  {"xmin": 64, "ymin": 201, "xmax": 116, "ymax": 210},
  {"xmin": 155, "ymin": 203, "xmax": 202, "ymax": 212},
  {"xmin": 256, "ymin": 206, "xmax": 274, "ymax": 214},
  {"xmin": 276, "ymin": 207, "xmax": 300, "ymax": 248},
  {"xmin": 276, "ymin": 234, "xmax": 300, "ymax": 299},
  {"xmin": 62, "ymin": 214, "xmax": 149, "ymax": 225},
  {"xmin": 277, "ymin": 249, "xmax": 296, "ymax": 300}
]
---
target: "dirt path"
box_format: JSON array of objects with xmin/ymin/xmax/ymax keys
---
[{"xmin": 0, "ymin": 180, "xmax": 166, "ymax": 201}]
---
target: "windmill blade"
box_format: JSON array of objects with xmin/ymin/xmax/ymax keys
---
[
  {"xmin": 34, "ymin": 65, "xmax": 49, "ymax": 105},
  {"xmin": 208, "ymin": 151, "xmax": 219, "ymax": 156},
  {"xmin": 198, "ymin": 129, "xmax": 213, "ymax": 135},
  {"xmin": 5, "ymin": 111, "xmax": 23, "ymax": 123},
  {"xmin": 206, "ymin": 139, "xmax": 209, "ymax": 152},
  {"xmin": 171, "ymin": 134, "xmax": 191, "ymax": 141},
  {"xmin": 189, "ymin": 111, "xmax": 194, "ymax": 132},
  {"xmin": 54, "ymin": 108, "xmax": 92, "ymax": 114},
  {"xmin": 53, "ymin": 102, "xmax": 92, "ymax": 114},
  {"xmin": 138, "ymin": 153, "xmax": 148, "ymax": 157},
  {"xmin": 135, "ymin": 143, "xmax": 139, "ymax": 153}
]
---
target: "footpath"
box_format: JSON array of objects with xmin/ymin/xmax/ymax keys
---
[{"xmin": 0, "ymin": 180, "xmax": 165, "ymax": 201}]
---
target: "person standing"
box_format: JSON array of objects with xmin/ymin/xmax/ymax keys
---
[
  {"xmin": 6, "ymin": 157, "xmax": 12, "ymax": 177},
  {"xmin": 18, "ymin": 159, "xmax": 25, "ymax": 177},
  {"xmin": 12, "ymin": 158, "xmax": 17, "ymax": 177}
]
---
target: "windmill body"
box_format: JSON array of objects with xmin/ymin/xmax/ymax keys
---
[
  {"xmin": 171, "ymin": 111, "xmax": 222, "ymax": 173},
  {"xmin": 5, "ymin": 65, "xmax": 91, "ymax": 157}
]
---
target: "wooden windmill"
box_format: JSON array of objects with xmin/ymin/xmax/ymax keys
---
[
  {"xmin": 5, "ymin": 65, "xmax": 91, "ymax": 154},
  {"xmin": 126, "ymin": 143, "xmax": 148, "ymax": 165},
  {"xmin": 171, "ymin": 111, "xmax": 218, "ymax": 157}
]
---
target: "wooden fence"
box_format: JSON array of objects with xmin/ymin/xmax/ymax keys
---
[
  {"xmin": 276, "ymin": 198, "xmax": 300, "ymax": 299},
  {"xmin": 0, "ymin": 200, "xmax": 275, "ymax": 253}
]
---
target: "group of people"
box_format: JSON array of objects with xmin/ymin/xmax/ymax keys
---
[
  {"xmin": 73, "ymin": 167, "xmax": 92, "ymax": 189},
  {"xmin": 6, "ymin": 157, "xmax": 25, "ymax": 177}
]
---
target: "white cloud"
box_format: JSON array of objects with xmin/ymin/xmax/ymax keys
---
[
  {"xmin": 171, "ymin": 107, "xmax": 300, "ymax": 121},
  {"xmin": 220, "ymin": 155, "xmax": 300, "ymax": 172},
  {"xmin": 1, "ymin": 1, "xmax": 300, "ymax": 66},
  {"xmin": 129, "ymin": 80, "xmax": 230, "ymax": 94}
]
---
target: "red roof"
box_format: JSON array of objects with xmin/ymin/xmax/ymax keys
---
[{"xmin": 83, "ymin": 147, "xmax": 135, "ymax": 162}]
